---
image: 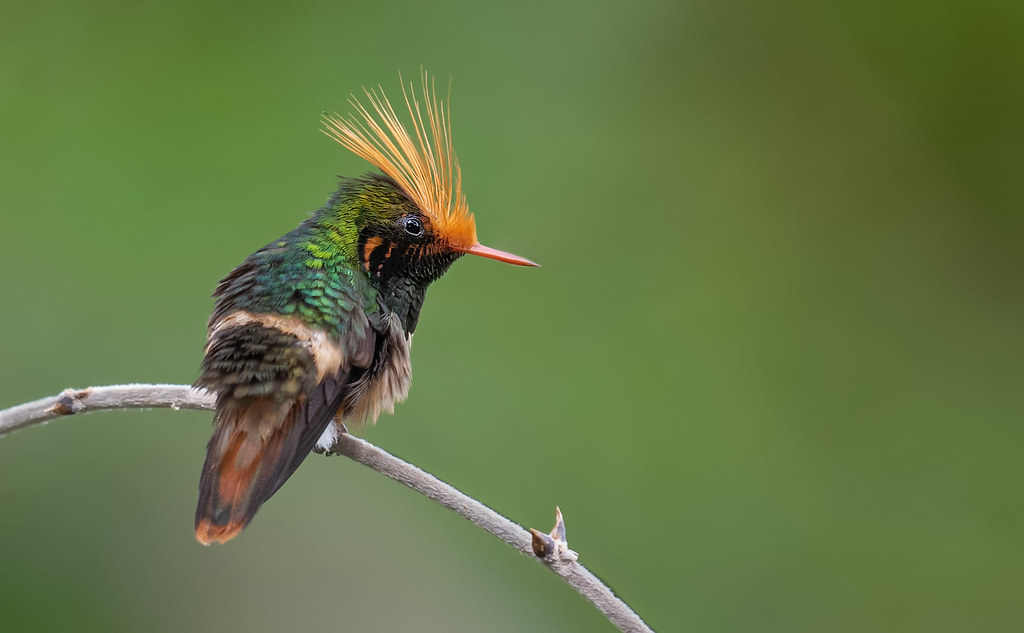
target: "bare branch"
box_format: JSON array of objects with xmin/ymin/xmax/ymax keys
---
[
  {"xmin": 0, "ymin": 384, "xmax": 215, "ymax": 434},
  {"xmin": 0, "ymin": 384, "xmax": 654, "ymax": 633}
]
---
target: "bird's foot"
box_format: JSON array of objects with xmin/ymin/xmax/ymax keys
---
[{"xmin": 313, "ymin": 422, "xmax": 349, "ymax": 456}]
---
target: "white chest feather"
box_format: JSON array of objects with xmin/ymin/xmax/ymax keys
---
[{"xmin": 316, "ymin": 312, "xmax": 411, "ymax": 451}]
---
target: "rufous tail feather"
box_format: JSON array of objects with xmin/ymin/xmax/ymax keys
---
[
  {"xmin": 195, "ymin": 373, "xmax": 351, "ymax": 545},
  {"xmin": 195, "ymin": 397, "xmax": 303, "ymax": 545}
]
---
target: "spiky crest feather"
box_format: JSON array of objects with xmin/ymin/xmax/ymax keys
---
[{"xmin": 322, "ymin": 72, "xmax": 478, "ymax": 248}]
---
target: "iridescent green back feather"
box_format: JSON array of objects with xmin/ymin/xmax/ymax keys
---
[{"xmin": 209, "ymin": 176, "xmax": 405, "ymax": 341}]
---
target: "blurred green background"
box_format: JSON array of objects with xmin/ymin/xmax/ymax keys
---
[{"xmin": 1, "ymin": 1, "xmax": 1022, "ymax": 631}]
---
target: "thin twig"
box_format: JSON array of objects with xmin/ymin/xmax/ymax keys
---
[{"xmin": 0, "ymin": 384, "xmax": 654, "ymax": 633}]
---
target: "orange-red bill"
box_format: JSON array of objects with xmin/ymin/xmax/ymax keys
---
[{"xmin": 455, "ymin": 243, "xmax": 539, "ymax": 267}]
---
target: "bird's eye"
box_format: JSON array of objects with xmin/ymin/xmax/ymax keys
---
[{"xmin": 402, "ymin": 216, "xmax": 425, "ymax": 237}]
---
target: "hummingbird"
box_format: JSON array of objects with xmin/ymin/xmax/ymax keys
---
[{"xmin": 193, "ymin": 74, "xmax": 537, "ymax": 545}]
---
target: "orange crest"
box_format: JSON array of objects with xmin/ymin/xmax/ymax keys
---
[{"xmin": 322, "ymin": 72, "xmax": 478, "ymax": 248}]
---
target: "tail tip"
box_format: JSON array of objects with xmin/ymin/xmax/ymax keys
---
[{"xmin": 195, "ymin": 518, "xmax": 245, "ymax": 546}]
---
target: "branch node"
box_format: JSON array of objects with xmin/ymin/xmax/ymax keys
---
[
  {"xmin": 530, "ymin": 506, "xmax": 578, "ymax": 562},
  {"xmin": 43, "ymin": 388, "xmax": 91, "ymax": 415}
]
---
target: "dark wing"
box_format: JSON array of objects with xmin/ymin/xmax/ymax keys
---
[{"xmin": 193, "ymin": 319, "xmax": 374, "ymax": 545}]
